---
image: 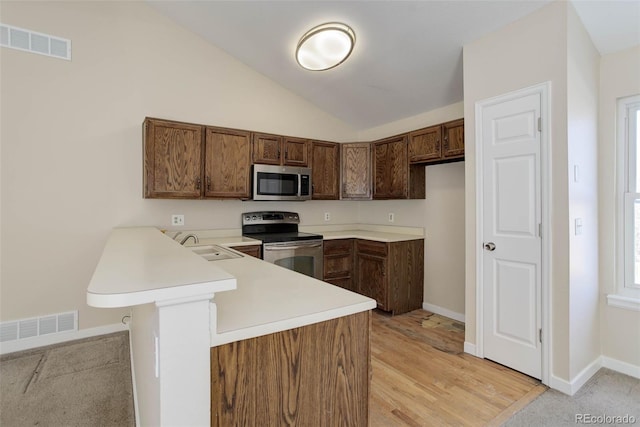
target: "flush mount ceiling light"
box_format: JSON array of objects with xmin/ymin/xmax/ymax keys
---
[{"xmin": 295, "ymin": 22, "xmax": 355, "ymax": 71}]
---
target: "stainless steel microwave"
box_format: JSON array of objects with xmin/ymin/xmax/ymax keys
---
[{"xmin": 252, "ymin": 164, "xmax": 312, "ymax": 201}]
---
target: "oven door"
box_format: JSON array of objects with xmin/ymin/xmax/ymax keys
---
[{"xmin": 262, "ymin": 240, "xmax": 323, "ymax": 279}]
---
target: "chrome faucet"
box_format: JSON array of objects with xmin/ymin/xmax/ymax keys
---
[{"xmin": 174, "ymin": 232, "xmax": 199, "ymax": 245}]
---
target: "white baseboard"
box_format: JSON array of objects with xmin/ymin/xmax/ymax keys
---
[
  {"xmin": 550, "ymin": 357, "xmax": 602, "ymax": 396},
  {"xmin": 464, "ymin": 341, "xmax": 478, "ymax": 356},
  {"xmin": 0, "ymin": 323, "xmax": 127, "ymax": 355},
  {"xmin": 422, "ymin": 302, "xmax": 465, "ymax": 323},
  {"xmin": 549, "ymin": 375, "xmax": 573, "ymax": 395},
  {"xmin": 602, "ymin": 356, "xmax": 640, "ymax": 379}
]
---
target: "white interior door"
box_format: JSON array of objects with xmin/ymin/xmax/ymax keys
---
[{"xmin": 481, "ymin": 92, "xmax": 542, "ymax": 379}]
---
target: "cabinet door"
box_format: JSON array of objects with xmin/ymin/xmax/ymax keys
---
[
  {"xmin": 356, "ymin": 253, "xmax": 387, "ymax": 310},
  {"xmin": 283, "ymin": 137, "xmax": 310, "ymax": 167},
  {"xmin": 341, "ymin": 143, "xmax": 372, "ymax": 200},
  {"xmin": 144, "ymin": 118, "xmax": 203, "ymax": 199},
  {"xmin": 442, "ymin": 119, "xmax": 465, "ymax": 159},
  {"xmin": 373, "ymin": 136, "xmax": 408, "ymax": 199},
  {"xmin": 311, "ymin": 141, "xmax": 340, "ymax": 200},
  {"xmin": 252, "ymin": 133, "xmax": 282, "ymax": 165},
  {"xmin": 204, "ymin": 127, "xmax": 251, "ymax": 199},
  {"xmin": 229, "ymin": 244, "xmax": 261, "ymax": 258},
  {"xmin": 409, "ymin": 125, "xmax": 441, "ymax": 163},
  {"xmin": 323, "ymin": 239, "xmax": 354, "ymax": 289}
]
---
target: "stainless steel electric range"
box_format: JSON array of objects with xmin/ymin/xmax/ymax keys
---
[{"xmin": 242, "ymin": 211, "xmax": 323, "ymax": 279}]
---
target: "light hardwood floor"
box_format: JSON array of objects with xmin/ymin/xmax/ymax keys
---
[{"xmin": 370, "ymin": 310, "xmax": 546, "ymax": 426}]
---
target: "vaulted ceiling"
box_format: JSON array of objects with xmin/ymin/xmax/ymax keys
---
[{"xmin": 149, "ymin": 1, "xmax": 640, "ymax": 130}]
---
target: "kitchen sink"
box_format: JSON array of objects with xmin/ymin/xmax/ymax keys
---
[{"xmin": 189, "ymin": 245, "xmax": 243, "ymax": 261}]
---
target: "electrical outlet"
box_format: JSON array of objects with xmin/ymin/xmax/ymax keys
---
[
  {"xmin": 171, "ymin": 214, "xmax": 185, "ymax": 226},
  {"xmin": 388, "ymin": 213, "xmax": 395, "ymax": 223},
  {"xmin": 324, "ymin": 212, "xmax": 331, "ymax": 221}
]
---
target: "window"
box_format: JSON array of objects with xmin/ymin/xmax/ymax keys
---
[{"xmin": 611, "ymin": 94, "xmax": 640, "ymax": 310}]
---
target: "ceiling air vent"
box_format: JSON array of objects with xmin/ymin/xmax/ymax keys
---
[{"xmin": 0, "ymin": 23, "xmax": 71, "ymax": 60}]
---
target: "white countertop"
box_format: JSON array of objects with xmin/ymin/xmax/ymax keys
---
[
  {"xmin": 209, "ymin": 253, "xmax": 376, "ymax": 346},
  {"xmin": 87, "ymin": 227, "xmax": 375, "ymax": 347},
  {"xmin": 188, "ymin": 236, "xmax": 262, "ymax": 247},
  {"xmin": 170, "ymin": 223, "xmax": 424, "ymax": 246},
  {"xmin": 318, "ymin": 230, "xmax": 423, "ymax": 242},
  {"xmin": 87, "ymin": 227, "xmax": 237, "ymax": 308}
]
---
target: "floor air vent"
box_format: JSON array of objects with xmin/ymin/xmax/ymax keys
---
[
  {"xmin": 0, "ymin": 311, "xmax": 78, "ymax": 343},
  {"xmin": 0, "ymin": 23, "xmax": 71, "ymax": 60}
]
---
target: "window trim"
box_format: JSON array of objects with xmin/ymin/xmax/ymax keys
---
[{"xmin": 611, "ymin": 94, "xmax": 640, "ymax": 311}]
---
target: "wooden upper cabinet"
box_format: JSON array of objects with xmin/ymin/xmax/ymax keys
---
[
  {"xmin": 408, "ymin": 118, "xmax": 465, "ymax": 165},
  {"xmin": 204, "ymin": 127, "xmax": 251, "ymax": 199},
  {"xmin": 283, "ymin": 137, "xmax": 310, "ymax": 167},
  {"xmin": 251, "ymin": 133, "xmax": 282, "ymax": 165},
  {"xmin": 373, "ymin": 135, "xmax": 408, "ymax": 199},
  {"xmin": 442, "ymin": 119, "xmax": 465, "ymax": 159},
  {"xmin": 409, "ymin": 125, "xmax": 441, "ymax": 163},
  {"xmin": 311, "ymin": 141, "xmax": 340, "ymax": 200},
  {"xmin": 341, "ymin": 143, "xmax": 372, "ymax": 200},
  {"xmin": 252, "ymin": 133, "xmax": 310, "ymax": 167},
  {"xmin": 144, "ymin": 118, "xmax": 203, "ymax": 199}
]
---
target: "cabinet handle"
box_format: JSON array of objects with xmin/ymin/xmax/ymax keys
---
[
  {"xmin": 206, "ymin": 176, "xmax": 211, "ymax": 191},
  {"xmin": 285, "ymin": 147, "xmax": 288, "ymax": 159},
  {"xmin": 277, "ymin": 146, "xmax": 281, "ymax": 158},
  {"xmin": 196, "ymin": 177, "xmax": 201, "ymax": 190}
]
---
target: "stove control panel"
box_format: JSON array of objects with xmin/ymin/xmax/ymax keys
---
[{"xmin": 242, "ymin": 211, "xmax": 300, "ymax": 226}]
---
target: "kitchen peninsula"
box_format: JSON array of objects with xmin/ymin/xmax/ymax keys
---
[{"xmin": 87, "ymin": 227, "xmax": 376, "ymax": 426}]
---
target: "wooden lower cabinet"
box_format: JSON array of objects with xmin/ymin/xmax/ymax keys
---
[
  {"xmin": 323, "ymin": 239, "xmax": 355, "ymax": 291},
  {"xmin": 228, "ymin": 244, "xmax": 261, "ymax": 259},
  {"xmin": 355, "ymin": 239, "xmax": 424, "ymax": 315},
  {"xmin": 323, "ymin": 238, "xmax": 424, "ymax": 315},
  {"xmin": 210, "ymin": 311, "xmax": 370, "ymax": 426}
]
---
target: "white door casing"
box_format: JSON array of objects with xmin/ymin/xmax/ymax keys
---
[{"xmin": 476, "ymin": 86, "xmax": 547, "ymax": 380}]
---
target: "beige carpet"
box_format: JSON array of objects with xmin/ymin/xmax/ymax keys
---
[
  {"xmin": 505, "ymin": 368, "xmax": 640, "ymax": 426},
  {"xmin": 0, "ymin": 332, "xmax": 134, "ymax": 426}
]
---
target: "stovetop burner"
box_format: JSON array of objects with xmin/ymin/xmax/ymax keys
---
[
  {"xmin": 244, "ymin": 231, "xmax": 322, "ymax": 244},
  {"xmin": 241, "ymin": 211, "xmax": 322, "ymax": 242}
]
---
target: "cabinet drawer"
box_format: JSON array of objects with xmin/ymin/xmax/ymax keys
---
[
  {"xmin": 229, "ymin": 244, "xmax": 261, "ymax": 259},
  {"xmin": 324, "ymin": 254, "xmax": 353, "ymax": 279},
  {"xmin": 323, "ymin": 239, "xmax": 354, "ymax": 256},
  {"xmin": 356, "ymin": 239, "xmax": 388, "ymax": 257}
]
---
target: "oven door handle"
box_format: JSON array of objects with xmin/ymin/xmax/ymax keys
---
[{"xmin": 263, "ymin": 242, "xmax": 323, "ymax": 251}]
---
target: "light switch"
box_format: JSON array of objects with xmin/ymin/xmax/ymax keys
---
[
  {"xmin": 575, "ymin": 218, "xmax": 583, "ymax": 235},
  {"xmin": 574, "ymin": 165, "xmax": 580, "ymax": 183}
]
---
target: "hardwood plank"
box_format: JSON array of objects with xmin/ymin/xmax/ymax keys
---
[
  {"xmin": 211, "ymin": 311, "xmax": 370, "ymax": 426},
  {"xmin": 370, "ymin": 309, "xmax": 544, "ymax": 426}
]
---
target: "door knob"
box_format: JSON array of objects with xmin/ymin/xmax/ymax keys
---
[{"xmin": 484, "ymin": 242, "xmax": 496, "ymax": 251}]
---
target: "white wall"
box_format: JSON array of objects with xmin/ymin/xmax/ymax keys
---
[
  {"xmin": 599, "ymin": 45, "xmax": 640, "ymax": 369},
  {"xmin": 463, "ymin": 1, "xmax": 571, "ymax": 380},
  {"xmin": 566, "ymin": 4, "xmax": 601, "ymax": 379},
  {"xmin": 356, "ymin": 102, "xmax": 466, "ymax": 318},
  {"xmin": 0, "ymin": 1, "xmax": 468, "ymax": 335},
  {"xmin": 0, "ymin": 1, "xmax": 358, "ymax": 329}
]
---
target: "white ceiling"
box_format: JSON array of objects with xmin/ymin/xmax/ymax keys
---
[{"xmin": 148, "ymin": 0, "xmax": 640, "ymax": 130}]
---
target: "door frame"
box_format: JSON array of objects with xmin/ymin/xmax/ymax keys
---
[{"xmin": 474, "ymin": 81, "xmax": 552, "ymax": 385}]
